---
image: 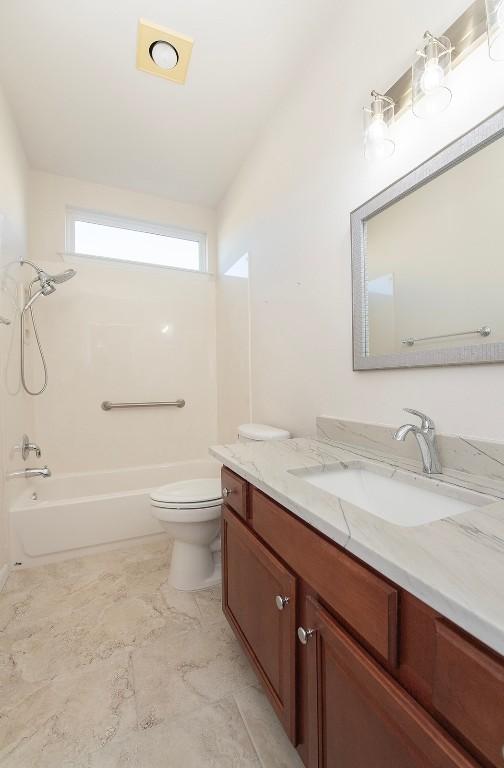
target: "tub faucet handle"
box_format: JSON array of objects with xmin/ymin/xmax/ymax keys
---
[{"xmin": 21, "ymin": 434, "xmax": 42, "ymax": 461}]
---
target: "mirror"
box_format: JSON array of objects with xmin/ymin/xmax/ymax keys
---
[{"xmin": 351, "ymin": 106, "xmax": 504, "ymax": 369}]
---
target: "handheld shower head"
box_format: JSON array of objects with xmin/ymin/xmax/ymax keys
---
[
  {"xmin": 42, "ymin": 268, "xmax": 77, "ymax": 285},
  {"xmin": 22, "ymin": 285, "xmax": 55, "ymax": 312},
  {"xmin": 20, "ymin": 259, "xmax": 78, "ymax": 396},
  {"xmin": 21, "ymin": 265, "xmax": 77, "ymax": 313}
]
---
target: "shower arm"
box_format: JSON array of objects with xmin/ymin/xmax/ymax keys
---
[{"xmin": 20, "ymin": 260, "xmax": 43, "ymax": 276}]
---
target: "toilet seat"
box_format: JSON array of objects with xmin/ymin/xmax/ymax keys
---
[
  {"xmin": 150, "ymin": 478, "xmax": 222, "ymax": 523},
  {"xmin": 151, "ymin": 478, "xmax": 222, "ymax": 504},
  {"xmin": 151, "ymin": 498, "xmax": 222, "ymax": 509},
  {"xmin": 150, "ymin": 502, "xmax": 221, "ymax": 523}
]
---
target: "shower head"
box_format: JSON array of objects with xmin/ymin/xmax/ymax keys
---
[
  {"xmin": 21, "ymin": 263, "xmax": 77, "ymax": 313},
  {"xmin": 38, "ymin": 268, "xmax": 76, "ymax": 288}
]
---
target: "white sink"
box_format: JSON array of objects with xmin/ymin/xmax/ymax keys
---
[{"xmin": 292, "ymin": 462, "xmax": 495, "ymax": 527}]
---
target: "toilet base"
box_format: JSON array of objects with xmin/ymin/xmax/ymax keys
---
[{"xmin": 169, "ymin": 539, "xmax": 222, "ymax": 591}]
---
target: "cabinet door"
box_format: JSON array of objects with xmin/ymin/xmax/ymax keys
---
[
  {"xmin": 222, "ymin": 507, "xmax": 297, "ymax": 740},
  {"xmin": 302, "ymin": 598, "xmax": 481, "ymax": 768}
]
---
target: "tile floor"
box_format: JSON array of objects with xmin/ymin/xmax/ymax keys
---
[{"xmin": 0, "ymin": 536, "xmax": 303, "ymax": 767}]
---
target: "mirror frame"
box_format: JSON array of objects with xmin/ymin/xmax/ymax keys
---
[{"xmin": 351, "ymin": 105, "xmax": 504, "ymax": 370}]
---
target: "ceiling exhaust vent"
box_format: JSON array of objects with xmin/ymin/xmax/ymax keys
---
[{"xmin": 137, "ymin": 19, "xmax": 193, "ymax": 84}]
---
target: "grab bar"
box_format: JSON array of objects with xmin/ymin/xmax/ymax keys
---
[
  {"xmin": 402, "ymin": 325, "xmax": 491, "ymax": 347},
  {"xmin": 101, "ymin": 400, "xmax": 185, "ymax": 411}
]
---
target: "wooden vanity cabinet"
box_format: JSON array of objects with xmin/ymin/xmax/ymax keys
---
[
  {"xmin": 222, "ymin": 505, "xmax": 297, "ymax": 739},
  {"xmin": 250, "ymin": 486, "xmax": 399, "ymax": 667},
  {"xmin": 220, "ymin": 467, "xmax": 503, "ymax": 768},
  {"xmin": 221, "ymin": 466, "xmax": 248, "ymax": 520},
  {"xmin": 303, "ymin": 597, "xmax": 480, "ymax": 768}
]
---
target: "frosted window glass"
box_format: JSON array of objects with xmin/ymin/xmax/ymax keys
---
[{"xmin": 74, "ymin": 221, "xmax": 201, "ymax": 271}]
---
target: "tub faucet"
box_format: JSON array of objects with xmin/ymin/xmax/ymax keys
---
[
  {"xmin": 8, "ymin": 466, "xmax": 51, "ymax": 479},
  {"xmin": 393, "ymin": 409, "xmax": 442, "ymax": 475},
  {"xmin": 21, "ymin": 434, "xmax": 41, "ymax": 460}
]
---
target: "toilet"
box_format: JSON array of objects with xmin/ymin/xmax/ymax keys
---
[{"xmin": 150, "ymin": 422, "xmax": 290, "ymax": 591}]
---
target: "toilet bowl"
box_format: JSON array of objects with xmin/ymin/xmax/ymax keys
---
[
  {"xmin": 150, "ymin": 478, "xmax": 222, "ymax": 591},
  {"xmin": 150, "ymin": 424, "xmax": 291, "ymax": 591}
]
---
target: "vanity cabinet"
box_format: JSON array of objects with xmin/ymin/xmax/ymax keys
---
[
  {"xmin": 220, "ymin": 467, "xmax": 504, "ymax": 768},
  {"xmin": 222, "ymin": 506, "xmax": 297, "ymax": 739},
  {"xmin": 303, "ymin": 597, "xmax": 479, "ymax": 768}
]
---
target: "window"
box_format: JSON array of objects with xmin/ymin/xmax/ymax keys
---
[{"xmin": 66, "ymin": 209, "xmax": 207, "ymax": 272}]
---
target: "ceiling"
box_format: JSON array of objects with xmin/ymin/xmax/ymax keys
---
[{"xmin": 0, "ymin": 0, "xmax": 336, "ymax": 206}]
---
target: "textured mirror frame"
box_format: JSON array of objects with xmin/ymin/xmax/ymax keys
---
[{"xmin": 351, "ymin": 105, "xmax": 504, "ymax": 371}]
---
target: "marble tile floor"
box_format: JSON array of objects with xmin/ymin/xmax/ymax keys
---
[{"xmin": 0, "ymin": 536, "xmax": 303, "ymax": 768}]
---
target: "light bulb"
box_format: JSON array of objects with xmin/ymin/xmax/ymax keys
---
[
  {"xmin": 421, "ymin": 58, "xmax": 444, "ymax": 93},
  {"xmin": 364, "ymin": 92, "xmax": 395, "ymax": 161},
  {"xmin": 366, "ymin": 116, "xmax": 394, "ymax": 160},
  {"xmin": 150, "ymin": 41, "xmax": 179, "ymax": 70},
  {"xmin": 412, "ymin": 36, "xmax": 452, "ymax": 118},
  {"xmin": 367, "ymin": 115, "xmax": 388, "ymax": 141}
]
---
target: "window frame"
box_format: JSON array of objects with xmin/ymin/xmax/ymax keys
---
[{"xmin": 65, "ymin": 207, "xmax": 208, "ymax": 273}]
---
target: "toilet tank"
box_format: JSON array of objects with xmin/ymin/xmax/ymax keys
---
[{"xmin": 238, "ymin": 423, "xmax": 291, "ymax": 442}]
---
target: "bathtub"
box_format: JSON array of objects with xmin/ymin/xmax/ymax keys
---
[{"xmin": 10, "ymin": 459, "xmax": 220, "ymax": 567}]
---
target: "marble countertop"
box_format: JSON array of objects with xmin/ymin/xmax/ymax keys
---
[{"xmin": 210, "ymin": 437, "xmax": 504, "ymax": 656}]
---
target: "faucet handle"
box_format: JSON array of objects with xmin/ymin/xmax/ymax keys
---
[
  {"xmin": 21, "ymin": 434, "xmax": 42, "ymax": 461},
  {"xmin": 403, "ymin": 408, "xmax": 435, "ymax": 431}
]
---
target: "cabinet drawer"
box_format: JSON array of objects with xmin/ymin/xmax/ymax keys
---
[
  {"xmin": 221, "ymin": 466, "xmax": 248, "ymax": 520},
  {"xmin": 433, "ymin": 621, "xmax": 504, "ymax": 768},
  {"xmin": 250, "ymin": 487, "xmax": 398, "ymax": 666}
]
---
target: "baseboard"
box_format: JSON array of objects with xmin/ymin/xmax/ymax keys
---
[{"xmin": 0, "ymin": 563, "xmax": 9, "ymax": 592}]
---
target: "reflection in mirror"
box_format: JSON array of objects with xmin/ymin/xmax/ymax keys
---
[
  {"xmin": 352, "ymin": 106, "xmax": 504, "ymax": 369},
  {"xmin": 366, "ymin": 135, "xmax": 502, "ymax": 355}
]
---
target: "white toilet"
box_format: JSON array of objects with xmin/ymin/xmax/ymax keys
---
[{"xmin": 150, "ymin": 423, "xmax": 290, "ymax": 591}]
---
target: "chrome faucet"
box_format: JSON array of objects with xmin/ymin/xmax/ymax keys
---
[
  {"xmin": 8, "ymin": 466, "xmax": 51, "ymax": 479},
  {"xmin": 393, "ymin": 409, "xmax": 442, "ymax": 475},
  {"xmin": 21, "ymin": 434, "xmax": 42, "ymax": 460}
]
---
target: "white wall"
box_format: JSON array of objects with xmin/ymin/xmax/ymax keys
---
[
  {"xmin": 29, "ymin": 171, "xmax": 217, "ymax": 271},
  {"xmin": 28, "ymin": 172, "xmax": 218, "ymax": 473},
  {"xmin": 0, "ymin": 85, "xmax": 32, "ymax": 577},
  {"xmin": 217, "ymin": 273, "xmax": 251, "ymax": 442},
  {"xmin": 217, "ymin": 0, "xmax": 504, "ymax": 442}
]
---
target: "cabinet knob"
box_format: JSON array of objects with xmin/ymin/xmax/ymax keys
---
[
  {"xmin": 222, "ymin": 487, "xmax": 233, "ymax": 498},
  {"xmin": 275, "ymin": 595, "xmax": 290, "ymax": 611},
  {"xmin": 297, "ymin": 626, "xmax": 315, "ymax": 645}
]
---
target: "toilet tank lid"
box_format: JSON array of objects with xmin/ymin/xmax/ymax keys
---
[
  {"xmin": 238, "ymin": 423, "xmax": 291, "ymax": 441},
  {"xmin": 150, "ymin": 478, "xmax": 222, "ymax": 504}
]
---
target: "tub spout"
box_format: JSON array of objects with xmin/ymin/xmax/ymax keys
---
[{"xmin": 8, "ymin": 466, "xmax": 51, "ymax": 479}]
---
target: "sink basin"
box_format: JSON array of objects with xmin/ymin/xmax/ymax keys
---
[{"xmin": 292, "ymin": 461, "xmax": 495, "ymax": 527}]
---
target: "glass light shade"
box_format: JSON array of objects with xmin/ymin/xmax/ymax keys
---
[
  {"xmin": 486, "ymin": 0, "xmax": 504, "ymax": 60},
  {"xmin": 363, "ymin": 93, "xmax": 395, "ymax": 161},
  {"xmin": 412, "ymin": 34, "xmax": 452, "ymax": 118},
  {"xmin": 150, "ymin": 41, "xmax": 179, "ymax": 70}
]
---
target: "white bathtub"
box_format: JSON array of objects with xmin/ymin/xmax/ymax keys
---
[{"xmin": 10, "ymin": 459, "xmax": 220, "ymax": 567}]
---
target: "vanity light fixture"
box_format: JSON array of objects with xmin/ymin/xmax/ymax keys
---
[
  {"xmin": 412, "ymin": 31, "xmax": 453, "ymax": 118},
  {"xmin": 485, "ymin": 0, "xmax": 504, "ymax": 59},
  {"xmin": 136, "ymin": 19, "xmax": 193, "ymax": 84},
  {"xmin": 363, "ymin": 91, "xmax": 395, "ymax": 161}
]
